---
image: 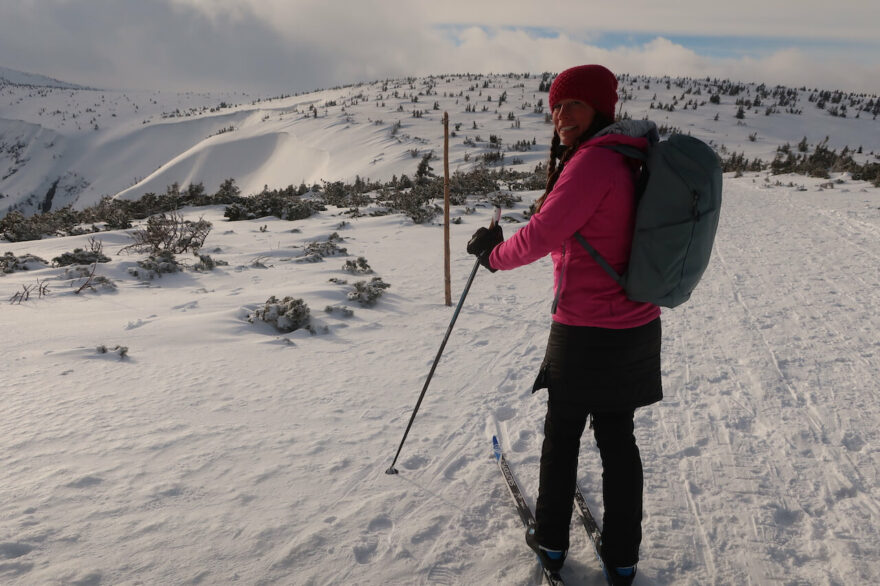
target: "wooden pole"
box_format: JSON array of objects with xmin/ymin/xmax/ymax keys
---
[{"xmin": 443, "ymin": 112, "xmax": 452, "ymax": 306}]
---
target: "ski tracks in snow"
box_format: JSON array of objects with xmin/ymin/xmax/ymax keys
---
[{"xmin": 643, "ymin": 180, "xmax": 880, "ymax": 585}]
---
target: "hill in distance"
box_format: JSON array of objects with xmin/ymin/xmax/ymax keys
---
[{"xmin": 1, "ymin": 67, "xmax": 879, "ymax": 218}]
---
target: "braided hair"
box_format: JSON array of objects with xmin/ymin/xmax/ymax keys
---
[{"xmin": 533, "ymin": 111, "xmax": 614, "ymax": 213}]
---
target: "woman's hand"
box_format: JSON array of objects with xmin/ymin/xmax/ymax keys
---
[{"xmin": 467, "ymin": 224, "xmax": 503, "ymax": 272}]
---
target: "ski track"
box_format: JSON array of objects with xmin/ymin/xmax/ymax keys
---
[
  {"xmin": 1, "ymin": 179, "xmax": 879, "ymax": 585},
  {"xmin": 642, "ymin": 180, "xmax": 880, "ymax": 585}
]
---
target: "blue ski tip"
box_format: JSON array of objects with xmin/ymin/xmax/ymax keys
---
[{"xmin": 492, "ymin": 436, "xmax": 502, "ymax": 461}]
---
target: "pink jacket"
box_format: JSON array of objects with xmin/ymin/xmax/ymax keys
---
[{"xmin": 489, "ymin": 133, "xmax": 661, "ymax": 329}]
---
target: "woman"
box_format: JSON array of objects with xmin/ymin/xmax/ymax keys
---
[{"xmin": 467, "ymin": 64, "xmax": 662, "ymax": 586}]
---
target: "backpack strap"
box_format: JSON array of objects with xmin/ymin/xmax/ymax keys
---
[
  {"xmin": 599, "ymin": 143, "xmax": 648, "ymax": 162},
  {"xmin": 573, "ymin": 232, "xmax": 625, "ymax": 287},
  {"xmin": 568, "ymin": 142, "xmax": 647, "ymax": 289}
]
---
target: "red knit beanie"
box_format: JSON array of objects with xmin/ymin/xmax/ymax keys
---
[{"xmin": 549, "ymin": 64, "xmax": 619, "ymax": 120}]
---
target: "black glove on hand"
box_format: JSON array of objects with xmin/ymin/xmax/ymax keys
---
[{"xmin": 466, "ymin": 224, "xmax": 503, "ymax": 272}]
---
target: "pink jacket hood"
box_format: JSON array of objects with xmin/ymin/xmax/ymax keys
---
[{"xmin": 489, "ymin": 124, "xmax": 661, "ymax": 328}]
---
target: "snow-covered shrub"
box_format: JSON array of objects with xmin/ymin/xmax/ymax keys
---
[
  {"xmin": 324, "ymin": 305, "xmax": 354, "ymax": 317},
  {"xmin": 63, "ymin": 266, "xmax": 117, "ymax": 292},
  {"xmin": 223, "ymin": 189, "xmax": 323, "ymax": 221},
  {"xmin": 52, "ymin": 247, "xmax": 111, "ymax": 267},
  {"xmin": 296, "ymin": 253, "xmax": 324, "ymax": 264},
  {"xmin": 127, "ymin": 251, "xmax": 181, "ymax": 280},
  {"xmin": 319, "ymin": 181, "xmax": 374, "ymax": 208},
  {"xmin": 298, "ymin": 233, "xmax": 348, "ymax": 262},
  {"xmin": 490, "ymin": 192, "xmax": 522, "ymax": 209},
  {"xmin": 0, "ymin": 211, "xmax": 45, "ymax": 242},
  {"xmin": 384, "ymin": 182, "xmax": 442, "ymax": 224},
  {"xmin": 90, "ymin": 197, "xmax": 133, "ymax": 229},
  {"xmin": 342, "ymin": 257, "xmax": 373, "ymax": 274},
  {"xmin": 121, "ymin": 211, "xmax": 212, "ymax": 255},
  {"xmin": 191, "ymin": 254, "xmax": 229, "ymax": 272},
  {"xmin": 97, "ymin": 344, "xmax": 128, "ymax": 359},
  {"xmin": 348, "ymin": 277, "xmax": 391, "ymax": 307},
  {"xmin": 1, "ymin": 252, "xmax": 48, "ymax": 274},
  {"xmin": 250, "ymin": 296, "xmax": 311, "ymax": 332}
]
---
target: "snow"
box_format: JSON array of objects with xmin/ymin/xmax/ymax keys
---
[
  {"xmin": 1, "ymin": 70, "xmax": 880, "ymax": 585},
  {"xmin": 1, "ymin": 173, "xmax": 878, "ymax": 585},
  {"xmin": 0, "ymin": 67, "xmax": 83, "ymax": 90}
]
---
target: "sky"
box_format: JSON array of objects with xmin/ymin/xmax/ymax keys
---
[{"xmin": 1, "ymin": 0, "xmax": 879, "ymax": 96}]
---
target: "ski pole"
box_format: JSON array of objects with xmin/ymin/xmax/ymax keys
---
[{"xmin": 386, "ymin": 207, "xmax": 501, "ymax": 475}]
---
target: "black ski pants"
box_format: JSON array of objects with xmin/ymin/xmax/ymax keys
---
[{"xmin": 533, "ymin": 404, "xmax": 643, "ymax": 567}]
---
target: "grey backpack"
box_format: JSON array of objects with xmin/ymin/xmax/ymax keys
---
[{"xmin": 575, "ymin": 134, "xmax": 723, "ymax": 308}]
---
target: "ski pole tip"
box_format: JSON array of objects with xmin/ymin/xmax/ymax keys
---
[{"xmin": 385, "ymin": 467, "xmax": 399, "ymax": 475}]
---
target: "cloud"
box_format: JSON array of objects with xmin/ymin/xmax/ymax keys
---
[
  {"xmin": 416, "ymin": 0, "xmax": 880, "ymax": 44},
  {"xmin": 1, "ymin": 1, "xmax": 878, "ymax": 95},
  {"xmin": 0, "ymin": 0, "xmax": 297, "ymax": 93}
]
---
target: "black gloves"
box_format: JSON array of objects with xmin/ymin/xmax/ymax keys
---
[{"xmin": 467, "ymin": 224, "xmax": 503, "ymax": 272}]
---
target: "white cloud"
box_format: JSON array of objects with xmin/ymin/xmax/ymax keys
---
[{"xmin": 1, "ymin": 0, "xmax": 878, "ymax": 95}]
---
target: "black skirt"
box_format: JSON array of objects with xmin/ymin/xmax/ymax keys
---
[{"xmin": 533, "ymin": 318, "xmax": 662, "ymax": 412}]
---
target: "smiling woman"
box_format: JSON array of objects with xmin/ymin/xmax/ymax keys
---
[
  {"xmin": 552, "ymin": 100, "xmax": 595, "ymax": 146},
  {"xmin": 466, "ymin": 63, "xmax": 663, "ymax": 586}
]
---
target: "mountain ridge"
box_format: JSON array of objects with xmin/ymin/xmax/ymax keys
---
[{"xmin": 2, "ymin": 68, "xmax": 879, "ymax": 217}]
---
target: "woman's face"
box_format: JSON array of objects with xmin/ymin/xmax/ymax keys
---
[{"xmin": 552, "ymin": 99, "xmax": 596, "ymax": 146}]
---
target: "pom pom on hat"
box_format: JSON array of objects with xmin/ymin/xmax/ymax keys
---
[{"xmin": 549, "ymin": 65, "xmax": 619, "ymax": 119}]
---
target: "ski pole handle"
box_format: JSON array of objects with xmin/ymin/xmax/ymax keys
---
[{"xmin": 490, "ymin": 206, "xmax": 501, "ymax": 228}]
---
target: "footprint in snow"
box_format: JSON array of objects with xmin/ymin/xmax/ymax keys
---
[
  {"xmin": 353, "ymin": 516, "xmax": 393, "ymax": 564},
  {"xmin": 842, "ymin": 431, "xmax": 865, "ymax": 452},
  {"xmin": 367, "ymin": 516, "xmax": 393, "ymax": 533},
  {"xmin": 495, "ymin": 406, "xmax": 516, "ymax": 422},
  {"xmin": 443, "ymin": 455, "xmax": 471, "ymax": 480},
  {"xmin": 512, "ymin": 429, "xmax": 534, "ymax": 453},
  {"xmin": 402, "ymin": 455, "xmax": 427, "ymax": 470}
]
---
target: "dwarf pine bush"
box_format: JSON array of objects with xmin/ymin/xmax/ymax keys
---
[
  {"xmin": 121, "ymin": 212, "xmax": 212, "ymax": 255},
  {"xmin": 342, "ymin": 257, "xmax": 373, "ymax": 274},
  {"xmin": 127, "ymin": 251, "xmax": 181, "ymax": 280},
  {"xmin": 97, "ymin": 344, "xmax": 128, "ymax": 359},
  {"xmin": 298, "ymin": 232, "xmax": 348, "ymax": 262},
  {"xmin": 52, "ymin": 247, "xmax": 111, "ymax": 267},
  {"xmin": 223, "ymin": 187, "xmax": 324, "ymax": 221},
  {"xmin": 1, "ymin": 252, "xmax": 48, "ymax": 274},
  {"xmin": 348, "ymin": 277, "xmax": 391, "ymax": 307},
  {"xmin": 0, "ymin": 211, "xmax": 45, "ymax": 242},
  {"xmin": 191, "ymin": 254, "xmax": 229, "ymax": 272},
  {"xmin": 324, "ymin": 304, "xmax": 355, "ymax": 317},
  {"xmin": 62, "ymin": 266, "xmax": 117, "ymax": 292},
  {"xmin": 490, "ymin": 192, "xmax": 522, "ymax": 209},
  {"xmin": 250, "ymin": 296, "xmax": 311, "ymax": 332}
]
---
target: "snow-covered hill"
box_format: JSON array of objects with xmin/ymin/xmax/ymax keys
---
[
  {"xmin": 0, "ymin": 66, "xmax": 85, "ymax": 90},
  {"xmin": 2, "ymin": 70, "xmax": 879, "ymax": 217}
]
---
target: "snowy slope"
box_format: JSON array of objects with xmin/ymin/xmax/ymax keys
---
[
  {"xmin": 2, "ymin": 72, "xmax": 879, "ymax": 216},
  {"xmin": 1, "ymin": 167, "xmax": 879, "ymax": 584},
  {"xmin": 0, "ymin": 66, "xmax": 84, "ymax": 90}
]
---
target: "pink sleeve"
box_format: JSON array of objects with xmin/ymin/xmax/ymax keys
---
[{"xmin": 489, "ymin": 147, "xmax": 613, "ymax": 270}]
